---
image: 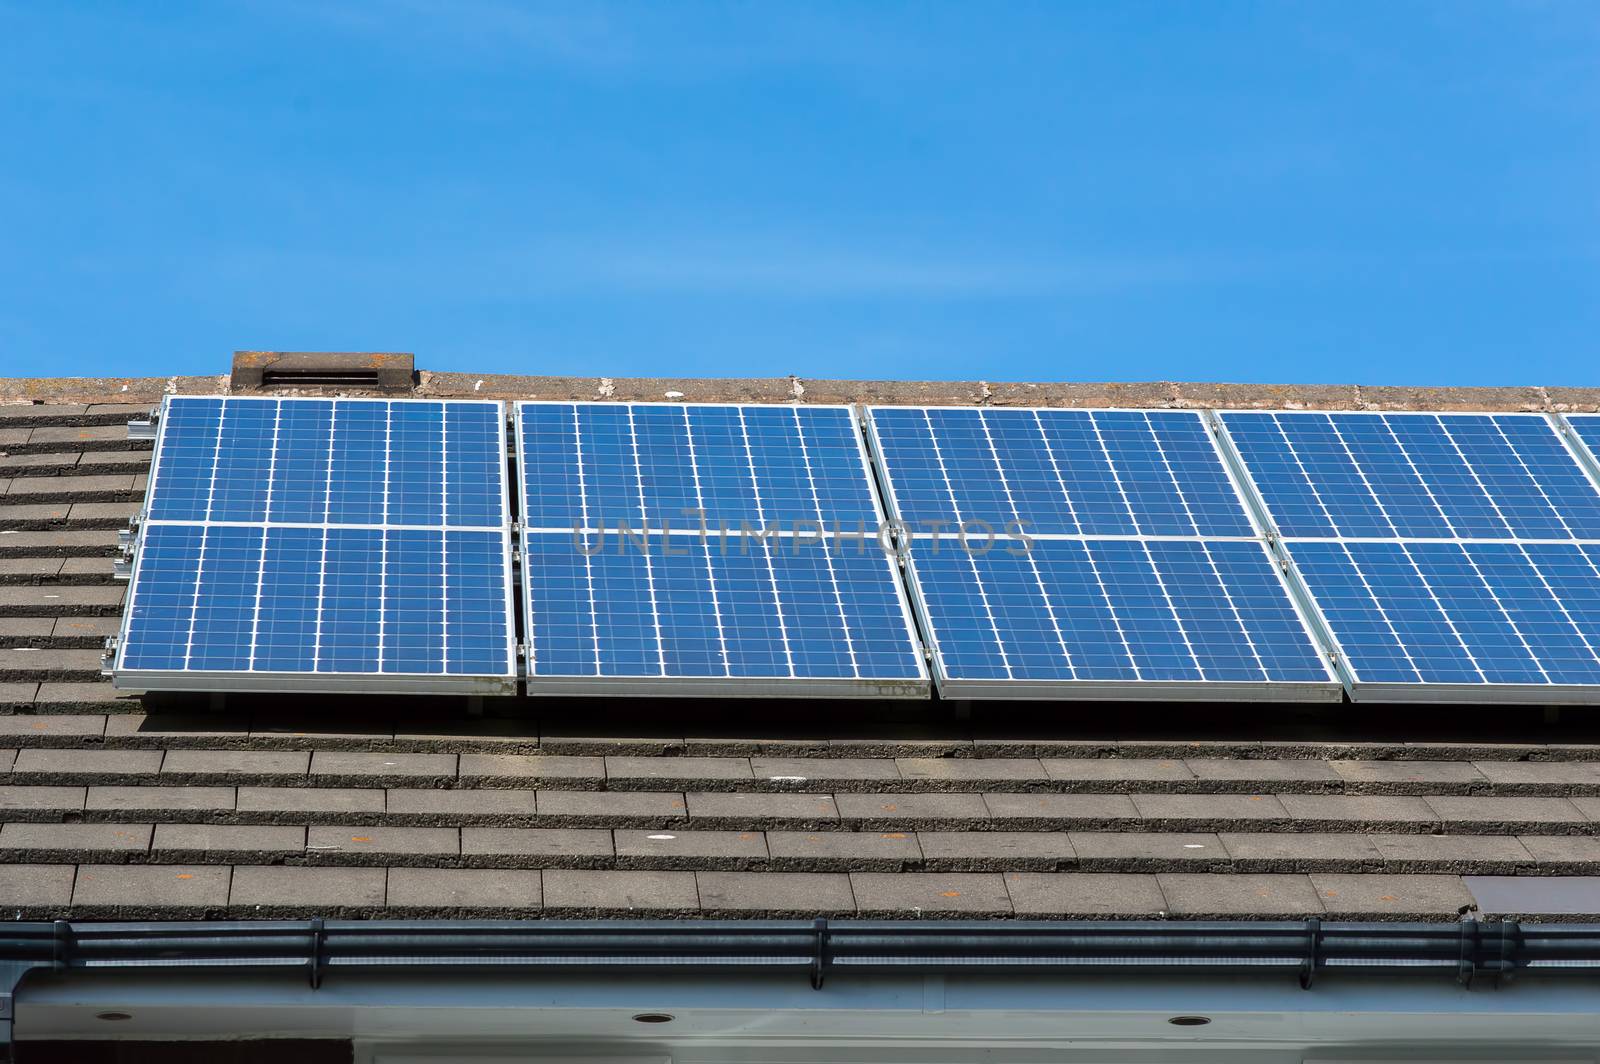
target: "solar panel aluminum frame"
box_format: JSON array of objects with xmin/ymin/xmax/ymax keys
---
[
  {"xmin": 1212, "ymin": 408, "xmax": 1600, "ymax": 704},
  {"xmin": 112, "ymin": 395, "xmax": 519, "ymax": 697},
  {"xmin": 1556, "ymin": 413, "xmax": 1600, "ymax": 495},
  {"xmin": 512, "ymin": 400, "xmax": 931, "ymax": 699},
  {"xmin": 863, "ymin": 405, "xmax": 1342, "ymax": 702}
]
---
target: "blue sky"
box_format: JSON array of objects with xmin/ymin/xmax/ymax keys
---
[{"xmin": 2, "ymin": 2, "xmax": 1596, "ymax": 385}]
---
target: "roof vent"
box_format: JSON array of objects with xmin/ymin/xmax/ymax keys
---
[{"xmin": 231, "ymin": 351, "xmax": 416, "ymax": 395}]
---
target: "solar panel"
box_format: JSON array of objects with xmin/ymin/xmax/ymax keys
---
[
  {"xmin": 1219, "ymin": 410, "xmax": 1600, "ymax": 703},
  {"xmin": 868, "ymin": 406, "xmax": 1255, "ymax": 537},
  {"xmin": 513, "ymin": 402, "xmax": 928, "ymax": 696},
  {"xmin": 1561, "ymin": 415, "xmax": 1600, "ymax": 486},
  {"xmin": 1220, "ymin": 411, "xmax": 1600, "ymax": 540},
  {"xmin": 1286, "ymin": 540, "xmax": 1600, "ymax": 702},
  {"xmin": 865, "ymin": 406, "xmax": 1339, "ymax": 701},
  {"xmin": 113, "ymin": 396, "xmax": 516, "ymax": 694}
]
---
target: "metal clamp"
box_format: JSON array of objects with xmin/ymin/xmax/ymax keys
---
[
  {"xmin": 1457, "ymin": 917, "xmax": 1479, "ymax": 988},
  {"xmin": 1299, "ymin": 917, "xmax": 1320, "ymax": 990},
  {"xmin": 810, "ymin": 918, "xmax": 830, "ymax": 991},
  {"xmin": 309, "ymin": 917, "xmax": 328, "ymax": 990}
]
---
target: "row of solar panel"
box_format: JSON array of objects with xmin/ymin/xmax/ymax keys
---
[{"xmin": 111, "ymin": 396, "xmax": 1600, "ymax": 703}]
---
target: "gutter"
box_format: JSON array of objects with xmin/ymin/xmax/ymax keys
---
[{"xmin": 2, "ymin": 918, "xmax": 1595, "ymax": 1058}]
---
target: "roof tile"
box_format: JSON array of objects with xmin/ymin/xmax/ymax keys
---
[
  {"xmin": 766, "ymin": 830, "xmax": 922, "ymax": 870},
  {"xmin": 850, "ymin": 871, "xmax": 1011, "ymax": 916},
  {"xmin": 542, "ymin": 869, "xmax": 699, "ymax": 914},
  {"xmin": 697, "ymin": 871, "xmax": 855, "ymax": 915},
  {"xmin": 229, "ymin": 865, "xmax": 385, "ymax": 914},
  {"xmin": 1005, "ymin": 871, "xmax": 1166, "ymax": 917},
  {"xmin": 387, "ymin": 867, "xmax": 541, "ymax": 913},
  {"xmin": 1157, "ymin": 873, "xmax": 1323, "ymax": 917},
  {"xmin": 1311, "ymin": 873, "xmax": 1475, "ymax": 918}
]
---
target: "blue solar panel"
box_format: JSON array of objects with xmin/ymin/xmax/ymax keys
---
[
  {"xmin": 868, "ymin": 406, "xmax": 1253, "ymax": 537},
  {"xmin": 1288, "ymin": 540, "xmax": 1600, "ymax": 696},
  {"xmin": 1221, "ymin": 411, "xmax": 1600, "ymax": 541},
  {"xmin": 906, "ymin": 537, "xmax": 1331, "ymax": 694},
  {"xmin": 518, "ymin": 401, "xmax": 881, "ymax": 532},
  {"xmin": 865, "ymin": 406, "xmax": 1336, "ymax": 700},
  {"xmin": 116, "ymin": 397, "xmax": 516, "ymax": 694},
  {"xmin": 1216, "ymin": 410, "xmax": 1600, "ymax": 702},
  {"xmin": 514, "ymin": 402, "xmax": 926, "ymax": 695}
]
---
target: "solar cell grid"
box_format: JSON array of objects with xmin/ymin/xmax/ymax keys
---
[
  {"xmin": 1287, "ymin": 539, "xmax": 1600, "ymax": 698},
  {"xmin": 864, "ymin": 406, "xmax": 1337, "ymax": 700},
  {"xmin": 116, "ymin": 396, "xmax": 516, "ymax": 694},
  {"xmin": 518, "ymin": 402, "xmax": 880, "ymax": 532},
  {"xmin": 868, "ymin": 406, "xmax": 1255, "ymax": 537},
  {"xmin": 1220, "ymin": 411, "xmax": 1600, "ymax": 541},
  {"xmin": 514, "ymin": 402, "xmax": 927, "ymax": 696},
  {"xmin": 1216, "ymin": 409, "xmax": 1600, "ymax": 702},
  {"xmin": 905, "ymin": 536, "xmax": 1332, "ymax": 696}
]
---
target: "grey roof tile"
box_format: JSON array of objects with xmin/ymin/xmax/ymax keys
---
[
  {"xmin": 13, "ymin": 747, "xmax": 161, "ymax": 780},
  {"xmin": 308, "ymin": 751, "xmax": 456, "ymax": 782},
  {"xmin": 749, "ymin": 757, "xmax": 901, "ymax": 784},
  {"xmin": 160, "ymin": 749, "xmax": 310, "ymax": 781},
  {"xmin": 605, "ymin": 756, "xmax": 753, "ymax": 785},
  {"xmin": 1004, "ymin": 872, "xmax": 1166, "ymax": 916},
  {"xmin": 850, "ymin": 872, "xmax": 1012, "ymax": 916},
  {"xmin": 461, "ymin": 828, "xmax": 612, "ymax": 864},
  {"xmin": 1473, "ymin": 760, "xmax": 1600, "ymax": 790},
  {"xmin": 1331, "ymin": 760, "xmax": 1487, "ymax": 790},
  {"xmin": 697, "ymin": 871, "xmax": 855, "ymax": 915},
  {"xmin": 981, "ymin": 792, "xmax": 1139, "ymax": 827},
  {"xmin": 542, "ymin": 869, "xmax": 699, "ymax": 914},
  {"xmin": 0, "ymin": 863, "xmax": 76, "ymax": 910},
  {"xmin": 1278, "ymin": 794, "xmax": 1436, "ymax": 828},
  {"xmin": 1518, "ymin": 835, "xmax": 1600, "ymax": 871},
  {"xmin": 918, "ymin": 830, "xmax": 1076, "ymax": 871},
  {"xmin": 897, "ymin": 758, "xmax": 1045, "ymax": 783},
  {"xmin": 387, "ymin": 867, "xmax": 541, "ymax": 913},
  {"xmin": 1157, "ymin": 873, "xmax": 1323, "ymax": 917},
  {"xmin": 545, "ymin": 790, "xmax": 689, "ymax": 823},
  {"xmin": 235, "ymin": 786, "xmax": 380, "ymax": 816},
  {"xmin": 685, "ymin": 792, "xmax": 834, "ymax": 825},
  {"xmin": 0, "ymin": 785, "xmax": 86, "ymax": 812},
  {"xmin": 0, "ymin": 822, "xmax": 151, "ymax": 857},
  {"xmin": 1131, "ymin": 793, "xmax": 1289, "ymax": 826},
  {"xmin": 837, "ymin": 792, "xmax": 988, "ymax": 826},
  {"xmin": 230, "ymin": 865, "xmax": 386, "ymax": 914},
  {"xmin": 1183, "ymin": 758, "xmax": 1340, "ymax": 783},
  {"xmin": 0, "ymin": 714, "xmax": 105, "ymax": 739},
  {"xmin": 1425, "ymin": 795, "xmax": 1588, "ymax": 831},
  {"xmin": 388, "ymin": 788, "xmax": 538, "ymax": 822},
  {"xmin": 458, "ymin": 753, "xmax": 603, "ymax": 784},
  {"xmin": 766, "ymin": 830, "xmax": 922, "ymax": 870},
  {"xmin": 86, "ymin": 786, "xmax": 235, "ymax": 815},
  {"xmin": 1068, "ymin": 832, "xmax": 1224, "ymax": 869},
  {"xmin": 73, "ymin": 864, "xmax": 230, "ymax": 914},
  {"xmin": 150, "ymin": 823, "xmax": 306, "ymax": 859},
  {"xmin": 1369, "ymin": 833, "xmax": 1535, "ymax": 873},
  {"xmin": 1311, "ymin": 873, "xmax": 1475, "ymax": 918},
  {"xmin": 1217, "ymin": 832, "xmax": 1382, "ymax": 871},
  {"xmin": 1041, "ymin": 758, "xmax": 1193, "ymax": 784},
  {"xmin": 305, "ymin": 825, "xmax": 459, "ymax": 861},
  {"xmin": 614, "ymin": 829, "xmax": 767, "ymax": 868}
]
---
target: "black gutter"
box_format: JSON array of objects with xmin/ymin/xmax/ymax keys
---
[
  {"xmin": 6, "ymin": 918, "xmax": 1598, "ymax": 1060},
  {"xmin": 6, "ymin": 918, "xmax": 1600, "ymax": 988}
]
